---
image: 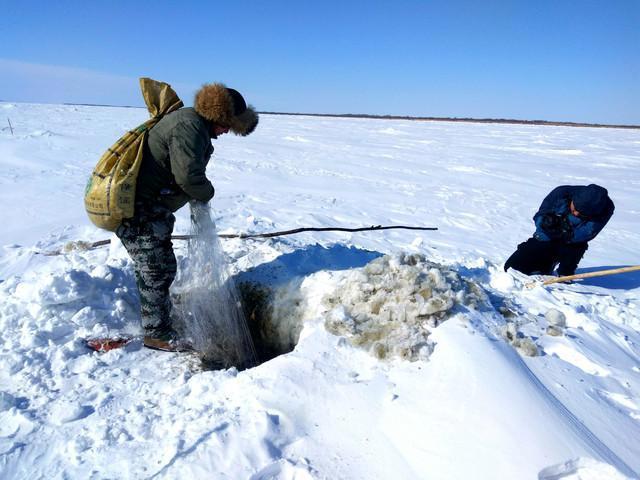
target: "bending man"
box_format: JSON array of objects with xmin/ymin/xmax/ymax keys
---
[
  {"xmin": 117, "ymin": 83, "xmax": 258, "ymax": 350},
  {"xmin": 504, "ymin": 184, "xmax": 614, "ymax": 277}
]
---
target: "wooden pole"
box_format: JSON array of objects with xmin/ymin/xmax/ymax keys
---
[{"xmin": 525, "ymin": 265, "xmax": 640, "ymax": 289}]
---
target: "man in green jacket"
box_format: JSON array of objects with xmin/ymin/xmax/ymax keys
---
[{"xmin": 116, "ymin": 83, "xmax": 258, "ymax": 351}]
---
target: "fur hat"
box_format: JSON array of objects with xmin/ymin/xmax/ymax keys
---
[
  {"xmin": 572, "ymin": 184, "xmax": 609, "ymax": 217},
  {"xmin": 194, "ymin": 83, "xmax": 258, "ymax": 136}
]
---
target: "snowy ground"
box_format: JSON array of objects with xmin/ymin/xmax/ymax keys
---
[{"xmin": 0, "ymin": 102, "xmax": 639, "ymax": 479}]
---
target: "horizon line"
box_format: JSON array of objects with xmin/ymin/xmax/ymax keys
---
[{"xmin": 2, "ymin": 99, "xmax": 638, "ymax": 130}]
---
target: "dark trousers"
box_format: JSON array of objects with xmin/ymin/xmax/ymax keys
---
[
  {"xmin": 504, "ymin": 237, "xmax": 588, "ymax": 276},
  {"xmin": 116, "ymin": 203, "xmax": 177, "ymax": 334}
]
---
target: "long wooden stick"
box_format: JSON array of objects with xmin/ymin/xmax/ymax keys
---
[
  {"xmin": 525, "ymin": 265, "xmax": 640, "ymax": 289},
  {"xmin": 41, "ymin": 224, "xmax": 438, "ymax": 256}
]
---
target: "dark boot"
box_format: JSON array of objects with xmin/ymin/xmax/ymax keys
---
[{"xmin": 557, "ymin": 242, "xmax": 588, "ymax": 276}]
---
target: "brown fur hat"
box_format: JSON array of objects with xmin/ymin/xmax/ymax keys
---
[{"xmin": 194, "ymin": 83, "xmax": 258, "ymax": 136}]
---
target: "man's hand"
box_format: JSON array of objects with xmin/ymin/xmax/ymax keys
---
[
  {"xmin": 189, "ymin": 200, "xmax": 215, "ymax": 233},
  {"xmin": 540, "ymin": 213, "xmax": 572, "ymax": 241}
]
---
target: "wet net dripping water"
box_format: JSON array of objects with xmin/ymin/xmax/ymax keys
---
[{"xmin": 172, "ymin": 202, "xmax": 257, "ymax": 369}]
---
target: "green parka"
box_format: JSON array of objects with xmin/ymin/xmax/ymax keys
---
[
  {"xmin": 135, "ymin": 82, "xmax": 258, "ymax": 214},
  {"xmin": 136, "ymin": 107, "xmax": 215, "ymax": 212}
]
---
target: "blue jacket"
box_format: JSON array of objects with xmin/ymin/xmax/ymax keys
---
[{"xmin": 533, "ymin": 185, "xmax": 614, "ymax": 243}]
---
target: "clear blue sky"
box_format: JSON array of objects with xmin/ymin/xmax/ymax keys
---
[{"xmin": 1, "ymin": 0, "xmax": 638, "ymax": 124}]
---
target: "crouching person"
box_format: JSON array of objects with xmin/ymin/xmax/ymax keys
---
[
  {"xmin": 117, "ymin": 84, "xmax": 258, "ymax": 351},
  {"xmin": 504, "ymin": 184, "xmax": 614, "ymax": 277}
]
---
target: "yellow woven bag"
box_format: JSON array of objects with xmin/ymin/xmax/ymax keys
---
[{"xmin": 84, "ymin": 78, "xmax": 183, "ymax": 231}]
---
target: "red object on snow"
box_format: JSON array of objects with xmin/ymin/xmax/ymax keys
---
[{"xmin": 86, "ymin": 337, "xmax": 133, "ymax": 352}]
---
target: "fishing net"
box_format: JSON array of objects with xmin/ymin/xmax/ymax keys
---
[{"xmin": 172, "ymin": 202, "xmax": 256, "ymax": 369}]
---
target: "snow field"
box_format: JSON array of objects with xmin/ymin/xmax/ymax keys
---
[{"xmin": 0, "ymin": 103, "xmax": 639, "ymax": 479}]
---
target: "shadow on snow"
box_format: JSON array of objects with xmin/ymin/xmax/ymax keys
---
[
  {"xmin": 236, "ymin": 242, "xmax": 384, "ymax": 286},
  {"xmin": 575, "ymin": 265, "xmax": 640, "ymax": 290}
]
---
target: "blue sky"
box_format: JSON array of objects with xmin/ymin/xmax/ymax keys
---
[{"xmin": 1, "ymin": 0, "xmax": 638, "ymax": 124}]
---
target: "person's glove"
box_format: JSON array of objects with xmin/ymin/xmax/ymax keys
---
[
  {"xmin": 540, "ymin": 213, "xmax": 572, "ymax": 241},
  {"xmin": 189, "ymin": 200, "xmax": 215, "ymax": 234}
]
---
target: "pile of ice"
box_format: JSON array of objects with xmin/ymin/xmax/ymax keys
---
[
  {"xmin": 323, "ymin": 253, "xmax": 487, "ymax": 361},
  {"xmin": 500, "ymin": 322, "xmax": 539, "ymax": 357},
  {"xmin": 497, "ymin": 305, "xmax": 570, "ymax": 358}
]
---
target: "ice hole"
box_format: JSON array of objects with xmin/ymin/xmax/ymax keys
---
[
  {"xmin": 177, "ymin": 241, "xmax": 488, "ymax": 368},
  {"xmin": 238, "ymin": 280, "xmax": 305, "ymax": 363},
  {"xmin": 235, "ymin": 252, "xmax": 489, "ymax": 365},
  {"xmin": 234, "ymin": 244, "xmax": 383, "ymax": 365}
]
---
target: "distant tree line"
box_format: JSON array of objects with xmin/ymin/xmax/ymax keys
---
[
  {"xmin": 259, "ymin": 111, "xmax": 640, "ymax": 130},
  {"xmin": 54, "ymin": 103, "xmax": 639, "ymax": 129}
]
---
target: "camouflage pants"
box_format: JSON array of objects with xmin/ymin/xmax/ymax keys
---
[{"xmin": 116, "ymin": 203, "xmax": 176, "ymax": 334}]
